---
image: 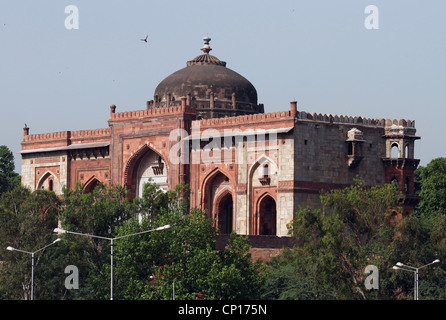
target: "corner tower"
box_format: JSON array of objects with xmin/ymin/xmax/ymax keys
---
[{"xmin": 382, "ymin": 119, "xmax": 420, "ymax": 215}]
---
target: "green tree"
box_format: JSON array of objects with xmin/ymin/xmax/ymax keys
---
[
  {"xmin": 273, "ymin": 180, "xmax": 401, "ymax": 299},
  {"xmin": 55, "ymin": 181, "xmax": 263, "ymax": 300},
  {"xmin": 0, "ymin": 186, "xmax": 60, "ymax": 299},
  {"xmin": 417, "ymin": 157, "xmax": 446, "ymax": 217},
  {"xmin": 261, "ymin": 248, "xmax": 336, "ymax": 300},
  {"xmin": 386, "ymin": 213, "xmax": 446, "ymax": 300},
  {"xmin": 113, "ymin": 207, "xmax": 217, "ymax": 300},
  {"xmin": 262, "ymin": 177, "xmax": 446, "ymax": 300},
  {"xmin": 58, "ymin": 182, "xmax": 137, "ymax": 299},
  {"xmin": 113, "ymin": 183, "xmax": 263, "ymax": 300},
  {"xmin": 0, "ymin": 145, "xmax": 20, "ymax": 197}
]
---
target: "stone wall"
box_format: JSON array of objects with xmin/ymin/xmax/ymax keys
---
[
  {"xmin": 20, "ymin": 101, "xmax": 420, "ymax": 243},
  {"xmin": 21, "ymin": 151, "xmax": 68, "ymax": 194}
]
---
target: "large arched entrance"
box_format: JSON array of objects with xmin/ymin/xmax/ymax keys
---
[
  {"xmin": 124, "ymin": 145, "xmax": 168, "ymax": 198},
  {"xmin": 136, "ymin": 153, "xmax": 167, "ymax": 198}
]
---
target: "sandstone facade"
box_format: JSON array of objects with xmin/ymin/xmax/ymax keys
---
[{"xmin": 20, "ymin": 39, "xmax": 420, "ymax": 258}]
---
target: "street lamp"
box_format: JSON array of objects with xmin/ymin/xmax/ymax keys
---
[
  {"xmin": 54, "ymin": 224, "xmax": 171, "ymax": 300},
  {"xmin": 392, "ymin": 259, "xmax": 440, "ymax": 300},
  {"xmin": 6, "ymin": 238, "xmax": 62, "ymax": 300}
]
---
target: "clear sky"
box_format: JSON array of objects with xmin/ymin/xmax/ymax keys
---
[{"xmin": 1, "ymin": 0, "xmax": 445, "ymax": 173}]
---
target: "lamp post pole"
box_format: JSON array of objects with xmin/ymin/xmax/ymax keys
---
[
  {"xmin": 54, "ymin": 224, "xmax": 171, "ymax": 300},
  {"xmin": 392, "ymin": 259, "xmax": 440, "ymax": 300},
  {"xmin": 6, "ymin": 238, "xmax": 62, "ymax": 300}
]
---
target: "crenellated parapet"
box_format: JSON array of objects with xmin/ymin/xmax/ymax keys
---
[
  {"xmin": 297, "ymin": 110, "xmax": 416, "ymax": 130},
  {"xmin": 191, "ymin": 100, "xmax": 417, "ymax": 133},
  {"xmin": 71, "ymin": 128, "xmax": 111, "ymax": 138},
  {"xmin": 108, "ymin": 100, "xmax": 196, "ymax": 125},
  {"xmin": 70, "ymin": 128, "xmax": 111, "ymax": 145},
  {"xmin": 21, "ymin": 126, "xmax": 111, "ymax": 153},
  {"xmin": 23, "ymin": 130, "xmax": 69, "ymax": 143},
  {"xmin": 192, "ymin": 110, "xmax": 293, "ymax": 129},
  {"xmin": 383, "ymin": 119, "xmax": 417, "ymax": 138},
  {"xmin": 22, "ymin": 128, "xmax": 111, "ymax": 144}
]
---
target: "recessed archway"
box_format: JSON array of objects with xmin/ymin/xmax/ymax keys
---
[
  {"xmin": 83, "ymin": 177, "xmax": 100, "ymax": 193},
  {"xmin": 201, "ymin": 168, "xmax": 233, "ymax": 232},
  {"xmin": 254, "ymin": 193, "xmax": 277, "ymax": 235},
  {"xmin": 215, "ymin": 191, "xmax": 233, "ymax": 234},
  {"xmin": 124, "ymin": 144, "xmax": 168, "ymax": 198},
  {"xmin": 37, "ymin": 171, "xmax": 61, "ymax": 194},
  {"xmin": 391, "ymin": 143, "xmax": 399, "ymax": 159}
]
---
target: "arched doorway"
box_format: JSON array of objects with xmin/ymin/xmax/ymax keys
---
[
  {"xmin": 257, "ymin": 195, "xmax": 276, "ymax": 235},
  {"xmin": 216, "ymin": 192, "xmax": 233, "ymax": 234},
  {"xmin": 201, "ymin": 169, "xmax": 234, "ymax": 233}
]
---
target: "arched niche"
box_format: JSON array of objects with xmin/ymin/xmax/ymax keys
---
[
  {"xmin": 37, "ymin": 171, "xmax": 61, "ymax": 194},
  {"xmin": 201, "ymin": 168, "xmax": 234, "ymax": 232},
  {"xmin": 254, "ymin": 193, "xmax": 277, "ymax": 235},
  {"xmin": 83, "ymin": 177, "xmax": 100, "ymax": 193},
  {"xmin": 124, "ymin": 144, "xmax": 168, "ymax": 198}
]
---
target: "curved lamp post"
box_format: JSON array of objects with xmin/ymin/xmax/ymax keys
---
[
  {"xmin": 392, "ymin": 259, "xmax": 440, "ymax": 300},
  {"xmin": 6, "ymin": 238, "xmax": 62, "ymax": 300},
  {"xmin": 54, "ymin": 224, "xmax": 171, "ymax": 300}
]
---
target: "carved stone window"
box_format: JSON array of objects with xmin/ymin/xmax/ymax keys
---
[
  {"xmin": 346, "ymin": 128, "xmax": 365, "ymax": 168},
  {"xmin": 152, "ymin": 156, "xmax": 164, "ymax": 175},
  {"xmin": 259, "ymin": 164, "xmax": 271, "ymax": 185}
]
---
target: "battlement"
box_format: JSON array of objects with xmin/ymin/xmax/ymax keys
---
[
  {"xmin": 192, "ymin": 110, "xmax": 293, "ymax": 128},
  {"xmin": 109, "ymin": 101, "xmax": 195, "ymax": 124},
  {"xmin": 23, "ymin": 130, "xmax": 69, "ymax": 143},
  {"xmin": 70, "ymin": 128, "xmax": 111, "ymax": 143},
  {"xmin": 191, "ymin": 100, "xmax": 416, "ymax": 132},
  {"xmin": 22, "ymin": 128, "xmax": 111, "ymax": 145},
  {"xmin": 297, "ymin": 111, "xmax": 415, "ymax": 129},
  {"xmin": 71, "ymin": 128, "xmax": 111, "ymax": 138}
]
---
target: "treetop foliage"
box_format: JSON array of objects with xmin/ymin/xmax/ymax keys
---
[{"xmin": 2, "ymin": 157, "xmax": 446, "ymax": 300}]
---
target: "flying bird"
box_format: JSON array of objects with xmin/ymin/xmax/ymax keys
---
[{"xmin": 140, "ymin": 35, "xmax": 148, "ymax": 43}]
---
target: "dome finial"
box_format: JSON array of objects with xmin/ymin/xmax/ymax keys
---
[{"xmin": 201, "ymin": 36, "xmax": 212, "ymax": 54}]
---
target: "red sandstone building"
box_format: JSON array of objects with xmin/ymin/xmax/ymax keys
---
[{"xmin": 20, "ymin": 38, "xmax": 420, "ymax": 258}]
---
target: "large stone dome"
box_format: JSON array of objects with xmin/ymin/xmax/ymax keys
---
[{"xmin": 150, "ymin": 37, "xmax": 264, "ymax": 119}]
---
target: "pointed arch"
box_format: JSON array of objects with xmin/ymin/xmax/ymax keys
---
[
  {"xmin": 200, "ymin": 168, "xmax": 234, "ymax": 232},
  {"xmin": 253, "ymin": 192, "xmax": 277, "ymax": 235},
  {"xmin": 213, "ymin": 187, "xmax": 234, "ymax": 234},
  {"xmin": 247, "ymin": 154, "xmax": 277, "ymax": 181},
  {"xmin": 37, "ymin": 170, "xmax": 61, "ymax": 194},
  {"xmin": 200, "ymin": 167, "xmax": 233, "ymax": 207},
  {"xmin": 246, "ymin": 154, "xmax": 277, "ymax": 234},
  {"xmin": 124, "ymin": 143, "xmax": 169, "ymax": 198},
  {"xmin": 83, "ymin": 176, "xmax": 100, "ymax": 193}
]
